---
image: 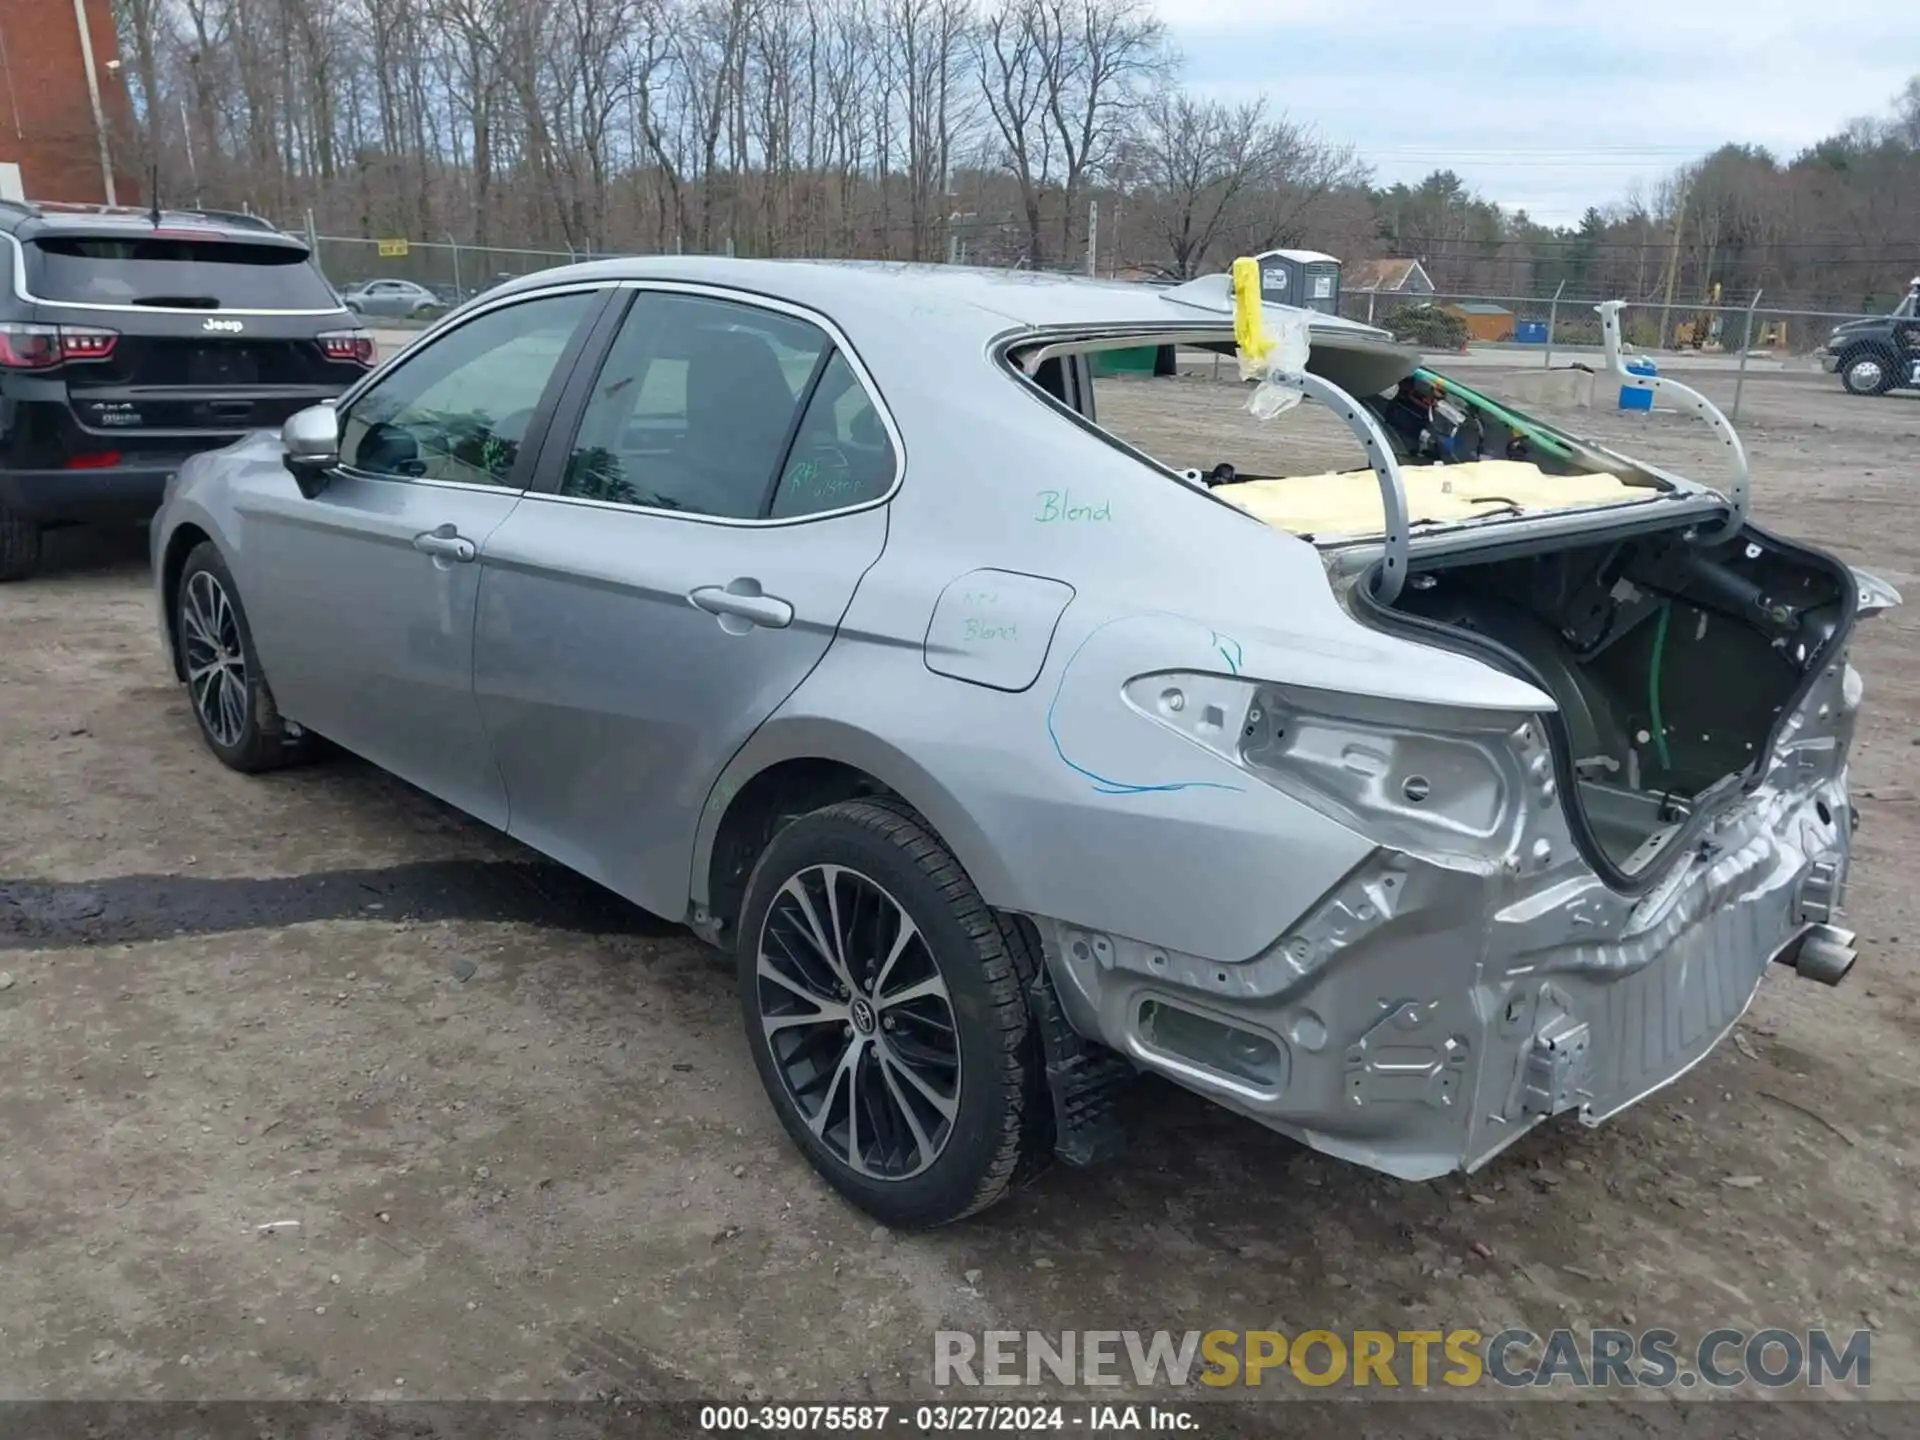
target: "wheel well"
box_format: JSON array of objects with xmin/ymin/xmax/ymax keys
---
[
  {"xmin": 1840, "ymin": 339, "xmax": 1895, "ymax": 362},
  {"xmin": 705, "ymin": 759, "xmax": 903, "ymax": 940},
  {"xmin": 158, "ymin": 523, "xmax": 213, "ymax": 679}
]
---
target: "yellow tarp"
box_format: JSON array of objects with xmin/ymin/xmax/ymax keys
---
[{"xmin": 1215, "ymin": 459, "xmax": 1647, "ymax": 536}]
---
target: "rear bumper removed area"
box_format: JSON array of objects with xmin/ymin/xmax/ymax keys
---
[{"xmin": 1028, "ymin": 652, "xmax": 1863, "ymax": 1182}]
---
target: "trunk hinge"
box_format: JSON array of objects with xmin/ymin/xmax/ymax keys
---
[
  {"xmin": 1279, "ymin": 370, "xmax": 1411, "ymax": 604},
  {"xmin": 1597, "ymin": 299, "xmax": 1750, "ymax": 541}
]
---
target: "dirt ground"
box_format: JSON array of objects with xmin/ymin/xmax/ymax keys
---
[{"xmin": 2, "ymin": 366, "xmax": 1918, "ymax": 1415}]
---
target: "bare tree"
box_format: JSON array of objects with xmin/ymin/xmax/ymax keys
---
[
  {"xmin": 890, "ymin": 0, "xmax": 974, "ymax": 260},
  {"xmin": 1132, "ymin": 92, "xmax": 1345, "ymax": 279},
  {"xmin": 974, "ymin": 0, "xmax": 1051, "ymax": 265},
  {"xmin": 1891, "ymin": 75, "xmax": 1920, "ymax": 148},
  {"xmin": 110, "ymin": 0, "xmax": 174, "ymax": 178},
  {"xmin": 1034, "ymin": 0, "xmax": 1163, "ymax": 261},
  {"xmin": 102, "ymin": 0, "xmax": 1913, "ymax": 319}
]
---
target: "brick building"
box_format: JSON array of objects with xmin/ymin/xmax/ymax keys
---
[{"xmin": 0, "ymin": 0, "xmax": 137, "ymax": 205}]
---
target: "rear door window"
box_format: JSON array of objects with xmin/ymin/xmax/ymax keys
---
[
  {"xmin": 27, "ymin": 235, "xmax": 340, "ymax": 309},
  {"xmin": 769, "ymin": 352, "xmax": 898, "ymax": 517},
  {"xmin": 559, "ymin": 291, "xmax": 829, "ymax": 519}
]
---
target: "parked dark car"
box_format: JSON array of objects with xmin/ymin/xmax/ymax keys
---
[
  {"xmin": 1816, "ymin": 278, "xmax": 1920, "ymax": 396},
  {"xmin": 0, "ymin": 201, "xmax": 374, "ymax": 579}
]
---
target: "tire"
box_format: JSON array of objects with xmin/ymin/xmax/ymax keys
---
[
  {"xmin": 737, "ymin": 799, "xmax": 1050, "ymax": 1228},
  {"xmin": 1839, "ymin": 348, "xmax": 1895, "ymax": 396},
  {"xmin": 175, "ymin": 541, "xmax": 315, "ymax": 773},
  {"xmin": 0, "ymin": 503, "xmax": 42, "ymax": 581}
]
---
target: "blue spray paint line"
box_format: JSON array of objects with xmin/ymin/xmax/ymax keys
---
[{"xmin": 1045, "ymin": 615, "xmax": 1246, "ymax": 797}]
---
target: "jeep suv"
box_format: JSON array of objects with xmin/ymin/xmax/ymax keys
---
[{"xmin": 0, "ymin": 201, "xmax": 375, "ymax": 579}]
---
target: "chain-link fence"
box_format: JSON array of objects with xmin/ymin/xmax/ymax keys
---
[
  {"xmin": 1338, "ymin": 288, "xmax": 1912, "ymax": 419},
  {"xmin": 1341, "ymin": 288, "xmax": 1890, "ymax": 359},
  {"xmin": 299, "ymin": 225, "xmax": 1095, "ymax": 306},
  {"xmin": 283, "ymin": 213, "xmax": 1908, "ymax": 422},
  {"xmin": 303, "ymin": 234, "xmax": 594, "ymax": 306},
  {"xmin": 289, "ymin": 201, "xmax": 1103, "ymax": 297}
]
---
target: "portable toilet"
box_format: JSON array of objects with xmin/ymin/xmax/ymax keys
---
[{"xmin": 1252, "ymin": 249, "xmax": 1342, "ymax": 316}]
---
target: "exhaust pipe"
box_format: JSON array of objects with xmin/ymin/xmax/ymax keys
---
[{"xmin": 1774, "ymin": 924, "xmax": 1858, "ymax": 986}]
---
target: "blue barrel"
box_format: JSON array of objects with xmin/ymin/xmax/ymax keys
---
[
  {"xmin": 1619, "ymin": 357, "xmax": 1657, "ymax": 411},
  {"xmin": 1515, "ymin": 319, "xmax": 1548, "ymax": 344}
]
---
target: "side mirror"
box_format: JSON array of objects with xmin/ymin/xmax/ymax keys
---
[{"xmin": 281, "ymin": 403, "xmax": 341, "ymax": 498}]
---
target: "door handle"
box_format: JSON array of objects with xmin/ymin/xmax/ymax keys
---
[
  {"xmin": 412, "ymin": 525, "xmax": 477, "ymax": 562},
  {"xmin": 689, "ymin": 581, "xmax": 794, "ymax": 631}
]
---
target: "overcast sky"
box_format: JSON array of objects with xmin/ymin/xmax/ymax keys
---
[{"xmin": 1160, "ymin": 0, "xmax": 1920, "ymax": 226}]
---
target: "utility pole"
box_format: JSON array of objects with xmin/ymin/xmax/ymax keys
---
[
  {"xmin": 71, "ymin": 0, "xmax": 116, "ymax": 204},
  {"xmin": 1731, "ymin": 288, "xmax": 1762, "ymax": 423},
  {"xmin": 1544, "ymin": 279, "xmax": 1565, "ymax": 370},
  {"xmin": 179, "ymin": 99, "xmax": 200, "ymax": 205},
  {"xmin": 1086, "ymin": 200, "xmax": 1098, "ymax": 277},
  {"xmin": 1657, "ymin": 184, "xmax": 1688, "ymax": 350}
]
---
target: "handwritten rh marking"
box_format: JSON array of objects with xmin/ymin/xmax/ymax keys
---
[
  {"xmin": 1034, "ymin": 489, "xmax": 1112, "ymax": 523},
  {"xmin": 786, "ymin": 458, "xmax": 863, "ymax": 500}
]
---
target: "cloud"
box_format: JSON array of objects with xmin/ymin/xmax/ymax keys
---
[{"xmin": 1154, "ymin": 3, "xmax": 1920, "ymax": 223}]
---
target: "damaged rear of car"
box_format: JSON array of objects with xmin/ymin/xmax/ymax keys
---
[{"xmin": 1005, "ymin": 281, "xmax": 1894, "ymax": 1182}]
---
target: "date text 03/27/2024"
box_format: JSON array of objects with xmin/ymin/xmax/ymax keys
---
[{"xmin": 698, "ymin": 1404, "xmax": 1196, "ymax": 1431}]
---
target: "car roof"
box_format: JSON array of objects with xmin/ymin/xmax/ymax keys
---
[
  {"xmin": 485, "ymin": 256, "xmax": 1388, "ymax": 344},
  {"xmin": 0, "ymin": 200, "xmax": 304, "ymax": 248}
]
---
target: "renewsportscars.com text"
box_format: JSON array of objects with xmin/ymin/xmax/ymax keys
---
[{"xmin": 933, "ymin": 1327, "xmax": 1871, "ymax": 1390}]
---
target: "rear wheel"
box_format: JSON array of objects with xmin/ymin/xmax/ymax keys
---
[
  {"xmin": 1840, "ymin": 349, "xmax": 1894, "ymax": 396},
  {"xmin": 0, "ymin": 504, "xmax": 41, "ymax": 581},
  {"xmin": 737, "ymin": 800, "xmax": 1049, "ymax": 1228},
  {"xmin": 176, "ymin": 542, "xmax": 315, "ymax": 773}
]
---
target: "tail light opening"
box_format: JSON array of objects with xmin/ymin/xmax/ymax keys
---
[
  {"xmin": 0, "ymin": 322, "xmax": 118, "ymax": 368},
  {"xmin": 316, "ymin": 328, "xmax": 375, "ymax": 367},
  {"xmin": 64, "ymin": 450, "xmax": 123, "ymax": 469}
]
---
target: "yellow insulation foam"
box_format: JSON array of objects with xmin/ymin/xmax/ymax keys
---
[{"xmin": 1216, "ymin": 459, "xmax": 1647, "ymax": 536}]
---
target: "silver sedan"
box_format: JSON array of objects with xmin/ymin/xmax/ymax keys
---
[
  {"xmin": 339, "ymin": 277, "xmax": 446, "ymax": 319},
  {"xmin": 151, "ymin": 258, "xmax": 1893, "ymax": 1227}
]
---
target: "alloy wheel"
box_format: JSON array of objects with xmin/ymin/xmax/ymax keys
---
[
  {"xmin": 755, "ymin": 864, "xmax": 961, "ymax": 1181},
  {"xmin": 1847, "ymin": 357, "xmax": 1885, "ymax": 391},
  {"xmin": 181, "ymin": 569, "xmax": 249, "ymax": 748}
]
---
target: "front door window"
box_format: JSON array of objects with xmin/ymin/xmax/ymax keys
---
[{"xmin": 339, "ymin": 291, "xmax": 596, "ymax": 487}]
